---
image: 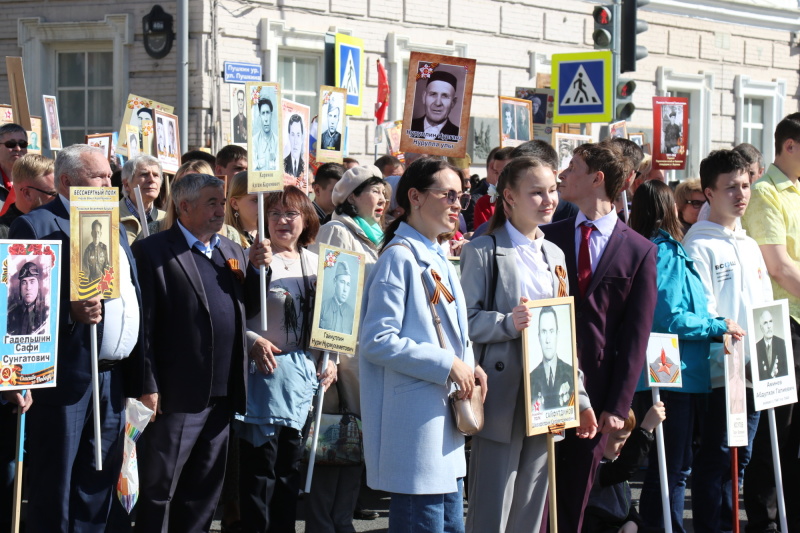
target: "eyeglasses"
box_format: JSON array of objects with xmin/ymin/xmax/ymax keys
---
[
  {"xmin": 427, "ymin": 188, "xmax": 469, "ymax": 209},
  {"xmin": 685, "ymin": 200, "xmax": 705, "ymax": 208},
  {"xmin": 268, "ymin": 210, "xmax": 301, "ymax": 221},
  {"xmin": 3, "ymin": 140, "xmax": 28, "ymax": 149},
  {"xmin": 23, "ymin": 186, "xmax": 57, "ymax": 198}
]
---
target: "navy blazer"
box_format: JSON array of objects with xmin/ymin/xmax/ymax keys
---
[
  {"xmin": 9, "ymin": 198, "xmax": 146, "ymax": 404},
  {"xmin": 543, "ymin": 217, "xmax": 658, "ymax": 419},
  {"xmin": 132, "ymin": 224, "xmax": 255, "ymax": 415}
]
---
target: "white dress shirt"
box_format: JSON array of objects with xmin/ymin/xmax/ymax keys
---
[
  {"xmin": 573, "ymin": 209, "xmax": 618, "ymax": 274},
  {"xmin": 505, "ymin": 220, "xmax": 554, "ymax": 300}
]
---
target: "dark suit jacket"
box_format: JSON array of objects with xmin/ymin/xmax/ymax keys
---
[
  {"xmin": 320, "ymin": 130, "xmax": 341, "ymax": 151},
  {"xmin": 544, "ymin": 217, "xmax": 657, "ymax": 419},
  {"xmin": 530, "ymin": 357, "xmax": 574, "ymax": 410},
  {"xmin": 756, "ymin": 335, "xmax": 788, "ymax": 380},
  {"xmin": 132, "ymin": 224, "xmax": 256, "ymax": 415},
  {"xmin": 9, "ymin": 198, "xmax": 146, "ymax": 404},
  {"xmin": 284, "ymin": 154, "xmax": 305, "ymax": 178},
  {"xmin": 410, "ymin": 116, "xmax": 460, "ymax": 140}
]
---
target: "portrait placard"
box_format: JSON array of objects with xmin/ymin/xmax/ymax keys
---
[
  {"xmin": 85, "ymin": 133, "xmax": 113, "ymax": 160},
  {"xmin": 69, "ymin": 187, "xmax": 120, "ymax": 301},
  {"xmin": 0, "ymin": 240, "xmax": 61, "ymax": 391},
  {"xmin": 555, "ymin": 133, "xmax": 592, "ymax": 171},
  {"xmin": 498, "ymin": 97, "xmax": 532, "ymax": 148},
  {"xmin": 652, "ymin": 96, "xmax": 688, "ymax": 171},
  {"xmin": 533, "ymin": 125, "xmax": 555, "ymax": 146},
  {"xmin": 117, "ymin": 94, "xmax": 173, "ymax": 157},
  {"xmin": 125, "ymin": 125, "xmax": 141, "ymax": 159},
  {"xmin": 27, "ymin": 116, "xmax": 43, "ymax": 154},
  {"xmin": 724, "ymin": 335, "xmax": 748, "ymax": 447},
  {"xmin": 42, "ymin": 95, "xmax": 63, "ymax": 150},
  {"xmin": 384, "ymin": 120, "xmax": 404, "ymax": 161},
  {"xmin": 609, "ymin": 120, "xmax": 627, "ymax": 139},
  {"xmin": 335, "ymin": 33, "xmax": 364, "ymax": 116},
  {"xmin": 515, "ymin": 87, "xmax": 554, "ymax": 125},
  {"xmin": 399, "ymin": 52, "xmax": 476, "ymax": 158},
  {"xmin": 247, "ymin": 82, "xmax": 284, "ymax": 192},
  {"xmin": 0, "ymin": 105, "xmax": 13, "ymax": 125},
  {"xmin": 468, "ymin": 117, "xmax": 497, "ymax": 165},
  {"xmin": 628, "ymin": 132, "xmax": 645, "ymax": 147},
  {"xmin": 281, "ymin": 99, "xmax": 311, "ymax": 193},
  {"xmin": 747, "ymin": 299, "xmax": 797, "ymax": 411},
  {"xmin": 316, "ymin": 86, "xmax": 347, "ymax": 164},
  {"xmin": 153, "ymin": 110, "xmax": 180, "ymax": 173},
  {"xmin": 309, "ymin": 244, "xmax": 366, "ymax": 356},
  {"xmin": 230, "ymin": 83, "xmax": 247, "ymax": 146},
  {"xmin": 521, "ymin": 297, "xmax": 579, "ymax": 437},
  {"xmin": 645, "ymin": 333, "xmax": 682, "ymax": 387}
]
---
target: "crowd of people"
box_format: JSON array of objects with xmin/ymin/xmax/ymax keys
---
[{"xmin": 0, "ymin": 110, "xmax": 799, "ymax": 533}]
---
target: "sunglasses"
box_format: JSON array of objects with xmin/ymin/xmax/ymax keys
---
[
  {"xmin": 428, "ymin": 188, "xmax": 470, "ymax": 209},
  {"xmin": 685, "ymin": 200, "xmax": 704, "ymax": 208},
  {"xmin": 3, "ymin": 140, "xmax": 28, "ymax": 149}
]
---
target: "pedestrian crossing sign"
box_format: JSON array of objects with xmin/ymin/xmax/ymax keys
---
[{"xmin": 552, "ymin": 51, "xmax": 612, "ymax": 124}]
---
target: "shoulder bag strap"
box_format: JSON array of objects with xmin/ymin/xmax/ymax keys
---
[{"xmin": 478, "ymin": 234, "xmax": 497, "ymax": 367}]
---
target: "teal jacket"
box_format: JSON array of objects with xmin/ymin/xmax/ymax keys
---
[{"xmin": 637, "ymin": 230, "xmax": 727, "ymax": 393}]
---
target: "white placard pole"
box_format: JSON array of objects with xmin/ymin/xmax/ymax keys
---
[
  {"xmin": 133, "ymin": 185, "xmax": 150, "ymax": 238},
  {"xmin": 652, "ymin": 387, "xmax": 672, "ymax": 533},
  {"xmin": 257, "ymin": 192, "xmax": 268, "ymax": 331},
  {"xmin": 90, "ymin": 324, "xmax": 103, "ymax": 470},
  {"xmin": 304, "ymin": 350, "xmax": 331, "ymax": 493},
  {"xmin": 621, "ymin": 190, "xmax": 630, "ymax": 222},
  {"xmin": 767, "ymin": 408, "xmax": 788, "ymax": 532}
]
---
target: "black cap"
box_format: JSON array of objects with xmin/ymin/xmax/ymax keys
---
[
  {"xmin": 427, "ymin": 70, "xmax": 458, "ymax": 91},
  {"xmin": 18, "ymin": 262, "xmax": 40, "ymax": 280}
]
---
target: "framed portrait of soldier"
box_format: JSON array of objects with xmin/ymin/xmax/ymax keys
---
[
  {"xmin": 516, "ymin": 87, "xmax": 554, "ymax": 125},
  {"xmin": 69, "ymin": 187, "xmax": 120, "ymax": 301},
  {"xmin": 230, "ymin": 84, "xmax": 247, "ymax": 146},
  {"xmin": 116, "ymin": 94, "xmax": 173, "ymax": 157},
  {"xmin": 317, "ymin": 86, "xmax": 347, "ymax": 164},
  {"xmin": 85, "ymin": 133, "xmax": 113, "ymax": 160},
  {"xmin": 247, "ymin": 82, "xmax": 284, "ymax": 192},
  {"xmin": 0, "ymin": 240, "xmax": 61, "ymax": 391},
  {"xmin": 555, "ymin": 133, "xmax": 592, "ymax": 171},
  {"xmin": 281, "ymin": 99, "xmax": 310, "ymax": 193},
  {"xmin": 521, "ymin": 297, "xmax": 579, "ymax": 437},
  {"xmin": 724, "ymin": 334, "xmax": 748, "ymax": 447},
  {"xmin": 153, "ymin": 110, "xmax": 180, "ymax": 173},
  {"xmin": 42, "ymin": 95, "xmax": 63, "ymax": 150},
  {"xmin": 27, "ymin": 116, "xmax": 43, "ymax": 155},
  {"xmin": 652, "ymin": 96, "xmax": 689, "ymax": 171},
  {"xmin": 399, "ymin": 52, "xmax": 476, "ymax": 158},
  {"xmin": 498, "ymin": 96, "xmax": 532, "ymax": 148},
  {"xmin": 747, "ymin": 299, "xmax": 798, "ymax": 411},
  {"xmin": 309, "ymin": 245, "xmax": 366, "ymax": 356}
]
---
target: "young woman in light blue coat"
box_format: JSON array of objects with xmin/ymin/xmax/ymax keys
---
[{"xmin": 359, "ymin": 158, "xmax": 488, "ymax": 532}]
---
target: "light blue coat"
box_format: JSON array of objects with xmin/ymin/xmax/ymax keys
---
[{"xmin": 359, "ymin": 222, "xmax": 474, "ymax": 495}]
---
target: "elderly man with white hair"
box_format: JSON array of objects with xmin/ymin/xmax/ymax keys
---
[{"xmin": 119, "ymin": 154, "xmax": 165, "ymax": 244}]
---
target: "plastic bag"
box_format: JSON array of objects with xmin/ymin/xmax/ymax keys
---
[{"xmin": 116, "ymin": 398, "xmax": 153, "ymax": 513}]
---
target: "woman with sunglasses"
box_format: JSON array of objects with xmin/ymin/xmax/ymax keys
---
[
  {"xmin": 305, "ymin": 164, "xmax": 387, "ymax": 531},
  {"xmin": 235, "ymin": 186, "xmax": 336, "ymax": 532},
  {"xmin": 460, "ymin": 157, "xmax": 597, "ymax": 533},
  {"xmin": 360, "ymin": 157, "xmax": 487, "ymax": 532},
  {"xmin": 674, "ymin": 178, "xmax": 705, "ymax": 234}
]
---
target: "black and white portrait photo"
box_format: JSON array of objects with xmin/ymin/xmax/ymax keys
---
[{"xmin": 748, "ymin": 300, "xmax": 798, "ymax": 411}]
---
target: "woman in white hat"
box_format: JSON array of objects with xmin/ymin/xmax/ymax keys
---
[{"xmin": 306, "ymin": 164, "xmax": 387, "ymax": 531}]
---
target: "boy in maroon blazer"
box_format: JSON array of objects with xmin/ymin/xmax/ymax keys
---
[{"xmin": 543, "ymin": 141, "xmax": 658, "ymax": 532}]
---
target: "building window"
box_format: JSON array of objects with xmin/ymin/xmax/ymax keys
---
[
  {"xmin": 742, "ymin": 98, "xmax": 766, "ymax": 153},
  {"xmin": 56, "ymin": 51, "xmax": 114, "ymax": 147},
  {"xmin": 277, "ymin": 53, "xmax": 321, "ymax": 112}
]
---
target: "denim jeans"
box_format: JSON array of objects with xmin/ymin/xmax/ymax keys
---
[
  {"xmin": 691, "ymin": 387, "xmax": 759, "ymax": 533},
  {"xmin": 389, "ymin": 478, "xmax": 465, "ymax": 533},
  {"xmin": 638, "ymin": 390, "xmax": 698, "ymax": 533}
]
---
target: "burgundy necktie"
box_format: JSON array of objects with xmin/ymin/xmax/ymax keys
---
[{"xmin": 578, "ymin": 222, "xmax": 595, "ymax": 297}]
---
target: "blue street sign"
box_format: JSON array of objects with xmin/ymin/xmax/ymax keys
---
[{"xmin": 224, "ymin": 62, "xmax": 262, "ymax": 83}]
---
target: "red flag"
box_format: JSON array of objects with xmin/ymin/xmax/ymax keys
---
[{"xmin": 375, "ymin": 59, "xmax": 389, "ymax": 125}]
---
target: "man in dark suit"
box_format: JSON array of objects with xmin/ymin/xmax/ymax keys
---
[
  {"xmin": 320, "ymin": 101, "xmax": 342, "ymax": 151},
  {"xmin": 9, "ymin": 143, "xmax": 146, "ymax": 533},
  {"xmin": 233, "ymin": 88, "xmax": 247, "ymax": 143},
  {"xmin": 529, "ymin": 306, "xmax": 574, "ymax": 410},
  {"xmin": 133, "ymin": 173, "xmax": 268, "ymax": 533},
  {"xmin": 756, "ymin": 309, "xmax": 789, "ymax": 380},
  {"xmin": 542, "ymin": 141, "xmax": 658, "ymax": 532},
  {"xmin": 409, "ymin": 70, "xmax": 461, "ymax": 141},
  {"xmin": 283, "ymin": 113, "xmax": 305, "ymax": 178}
]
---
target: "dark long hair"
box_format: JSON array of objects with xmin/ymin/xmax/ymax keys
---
[
  {"xmin": 488, "ymin": 156, "xmax": 548, "ymax": 234},
  {"xmin": 380, "ymin": 157, "xmax": 461, "ymax": 252},
  {"xmin": 628, "ymin": 180, "xmax": 684, "ymax": 241}
]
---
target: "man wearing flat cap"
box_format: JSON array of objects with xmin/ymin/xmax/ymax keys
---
[
  {"xmin": 7, "ymin": 261, "xmax": 49, "ymax": 335},
  {"xmin": 319, "ymin": 258, "xmax": 355, "ymax": 335},
  {"xmin": 410, "ymin": 70, "xmax": 461, "ymax": 141}
]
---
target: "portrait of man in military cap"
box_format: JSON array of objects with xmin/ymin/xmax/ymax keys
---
[
  {"xmin": 319, "ymin": 257, "xmax": 357, "ymax": 335},
  {"xmin": 7, "ymin": 260, "xmax": 50, "ymax": 336},
  {"xmin": 82, "ymin": 218, "xmax": 110, "ymax": 282},
  {"xmin": 410, "ymin": 69, "xmax": 462, "ymax": 141}
]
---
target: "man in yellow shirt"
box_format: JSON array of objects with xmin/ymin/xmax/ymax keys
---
[{"xmin": 740, "ymin": 112, "xmax": 800, "ymax": 532}]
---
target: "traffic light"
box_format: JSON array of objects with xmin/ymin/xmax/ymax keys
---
[
  {"xmin": 592, "ymin": 5, "xmax": 614, "ymax": 49},
  {"xmin": 616, "ymin": 79, "xmax": 636, "ymax": 120},
  {"xmin": 620, "ymin": 0, "xmax": 649, "ymax": 73}
]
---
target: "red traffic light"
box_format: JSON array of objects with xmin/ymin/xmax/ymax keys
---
[
  {"xmin": 617, "ymin": 80, "xmax": 636, "ymax": 98},
  {"xmin": 593, "ymin": 6, "xmax": 612, "ymax": 25}
]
